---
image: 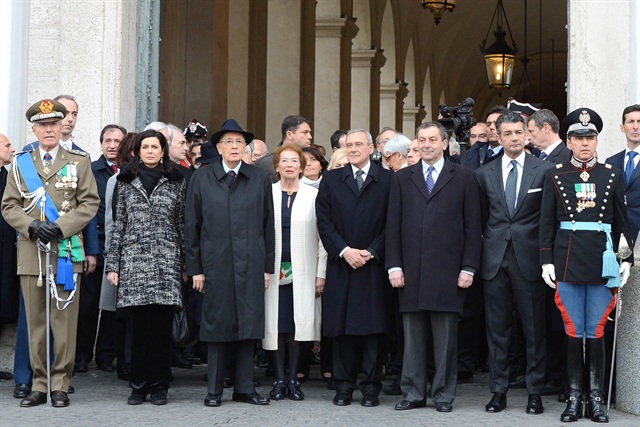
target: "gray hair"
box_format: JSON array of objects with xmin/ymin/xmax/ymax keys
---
[
  {"xmin": 145, "ymin": 121, "xmax": 168, "ymax": 132},
  {"xmin": 166, "ymin": 124, "xmax": 181, "ymax": 146},
  {"xmin": 54, "ymin": 94, "xmax": 77, "ymax": 107},
  {"xmin": 383, "ymin": 133, "xmax": 411, "ymax": 157},
  {"xmin": 347, "ymin": 129, "xmax": 373, "ymax": 145}
]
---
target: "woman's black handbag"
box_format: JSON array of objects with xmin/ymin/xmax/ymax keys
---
[{"xmin": 172, "ymin": 306, "xmax": 190, "ymax": 348}]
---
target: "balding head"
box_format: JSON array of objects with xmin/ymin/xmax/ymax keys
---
[{"xmin": 0, "ymin": 133, "xmax": 16, "ymax": 167}]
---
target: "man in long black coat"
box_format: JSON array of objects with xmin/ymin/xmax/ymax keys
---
[
  {"xmin": 185, "ymin": 119, "xmax": 275, "ymax": 407},
  {"xmin": 386, "ymin": 122, "xmax": 482, "ymax": 412},
  {"xmin": 316, "ymin": 129, "xmax": 393, "ymax": 408}
]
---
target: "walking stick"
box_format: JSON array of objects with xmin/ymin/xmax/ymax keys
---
[
  {"xmin": 45, "ymin": 240, "xmax": 52, "ymax": 406},
  {"xmin": 607, "ymin": 234, "xmax": 632, "ymax": 414}
]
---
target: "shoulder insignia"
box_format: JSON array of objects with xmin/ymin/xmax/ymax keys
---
[
  {"xmin": 556, "ymin": 163, "xmax": 563, "ymax": 169},
  {"xmin": 605, "ymin": 163, "xmax": 612, "ymax": 169},
  {"xmin": 67, "ymin": 148, "xmax": 88, "ymax": 157}
]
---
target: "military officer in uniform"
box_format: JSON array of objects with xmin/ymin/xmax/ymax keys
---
[
  {"xmin": 539, "ymin": 108, "xmax": 633, "ymax": 423},
  {"xmin": 1, "ymin": 99, "xmax": 99, "ymax": 407}
]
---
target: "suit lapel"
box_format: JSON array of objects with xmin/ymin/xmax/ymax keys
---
[
  {"xmin": 428, "ymin": 160, "xmax": 454, "ymax": 199},
  {"xmin": 488, "ymin": 160, "xmax": 508, "ymax": 213},
  {"xmin": 628, "ymin": 155, "xmax": 640, "ymax": 187},
  {"xmin": 514, "ymin": 155, "xmax": 537, "ymax": 216},
  {"xmin": 409, "ymin": 163, "xmax": 429, "ymax": 200},
  {"xmin": 342, "ymin": 166, "xmax": 360, "ymax": 197}
]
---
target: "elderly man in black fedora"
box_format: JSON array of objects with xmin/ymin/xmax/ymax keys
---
[{"xmin": 185, "ymin": 119, "xmax": 275, "ymax": 407}]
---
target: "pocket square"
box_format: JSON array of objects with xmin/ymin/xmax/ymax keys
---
[{"xmin": 527, "ymin": 188, "xmax": 542, "ymax": 193}]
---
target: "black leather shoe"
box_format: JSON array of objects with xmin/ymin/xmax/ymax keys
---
[
  {"xmin": 204, "ymin": 393, "xmax": 222, "ymax": 407},
  {"xmin": 223, "ymin": 377, "xmax": 234, "ymax": 388},
  {"xmin": 150, "ymin": 389, "xmax": 168, "ymax": 405},
  {"xmin": 558, "ymin": 391, "xmax": 570, "ymax": 402},
  {"xmin": 269, "ymin": 380, "xmax": 287, "ymax": 400},
  {"xmin": 436, "ymin": 402, "xmax": 453, "ymax": 412},
  {"xmin": 560, "ymin": 390, "xmax": 583, "ymax": 422},
  {"xmin": 171, "ymin": 353, "xmax": 193, "ymax": 369},
  {"xmin": 97, "ymin": 362, "xmax": 115, "ymax": 372},
  {"xmin": 287, "ymin": 380, "xmax": 304, "ymax": 401},
  {"xmin": 394, "ymin": 399, "xmax": 426, "ymax": 410},
  {"xmin": 185, "ymin": 352, "xmax": 202, "ymax": 365},
  {"xmin": 361, "ymin": 395, "xmax": 379, "ymax": 407},
  {"xmin": 232, "ymin": 392, "xmax": 269, "ymax": 405},
  {"xmin": 585, "ymin": 390, "xmax": 609, "ymax": 423},
  {"xmin": 0, "ymin": 370, "xmax": 14, "ymax": 380},
  {"xmin": 13, "ymin": 383, "xmax": 31, "ymax": 399},
  {"xmin": 526, "ymin": 394, "xmax": 544, "ymax": 414},
  {"xmin": 51, "ymin": 391, "xmax": 69, "ymax": 407},
  {"xmin": 68, "ymin": 385, "xmax": 75, "ymax": 394},
  {"xmin": 333, "ymin": 392, "xmax": 352, "ymax": 406},
  {"xmin": 128, "ymin": 393, "xmax": 145, "ymax": 405},
  {"xmin": 383, "ymin": 379, "xmax": 402, "ymax": 395},
  {"xmin": 73, "ymin": 359, "xmax": 88, "ymax": 373},
  {"xmin": 485, "ymin": 392, "xmax": 507, "ymax": 412},
  {"xmin": 20, "ymin": 391, "xmax": 47, "ymax": 407}
]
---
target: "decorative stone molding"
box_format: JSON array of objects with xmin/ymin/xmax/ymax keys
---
[{"xmin": 316, "ymin": 18, "xmax": 347, "ymax": 38}]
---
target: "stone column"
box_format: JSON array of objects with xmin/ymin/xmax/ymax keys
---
[
  {"xmin": 27, "ymin": 0, "xmax": 138, "ymax": 159},
  {"xmin": 380, "ymin": 83, "xmax": 399, "ymax": 130},
  {"xmin": 568, "ymin": 1, "xmax": 640, "ymax": 415},
  {"xmin": 402, "ymin": 106, "xmax": 420, "ymax": 138},
  {"xmin": 350, "ymin": 49, "xmax": 376, "ymax": 131},
  {"xmin": 315, "ymin": 16, "xmax": 346, "ymax": 150}
]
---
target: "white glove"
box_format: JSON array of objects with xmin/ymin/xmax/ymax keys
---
[
  {"xmin": 620, "ymin": 262, "xmax": 632, "ymax": 287},
  {"xmin": 542, "ymin": 264, "xmax": 556, "ymax": 289}
]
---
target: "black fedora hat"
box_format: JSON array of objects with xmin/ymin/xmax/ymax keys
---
[
  {"xmin": 196, "ymin": 143, "xmax": 220, "ymax": 165},
  {"xmin": 210, "ymin": 119, "xmax": 254, "ymax": 145}
]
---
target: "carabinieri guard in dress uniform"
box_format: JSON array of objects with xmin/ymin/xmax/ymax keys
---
[
  {"xmin": 539, "ymin": 108, "xmax": 633, "ymax": 423},
  {"xmin": 1, "ymin": 99, "xmax": 99, "ymax": 408}
]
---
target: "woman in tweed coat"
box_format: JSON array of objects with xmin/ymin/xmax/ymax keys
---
[{"xmin": 105, "ymin": 129, "xmax": 186, "ymax": 406}]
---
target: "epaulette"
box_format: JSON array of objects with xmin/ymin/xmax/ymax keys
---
[
  {"xmin": 605, "ymin": 163, "xmax": 612, "ymax": 169},
  {"xmin": 67, "ymin": 148, "xmax": 88, "ymax": 157},
  {"xmin": 556, "ymin": 163, "xmax": 563, "ymax": 169}
]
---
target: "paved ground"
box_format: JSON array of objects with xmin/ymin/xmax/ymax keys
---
[{"xmin": 1, "ymin": 364, "xmax": 638, "ymax": 426}]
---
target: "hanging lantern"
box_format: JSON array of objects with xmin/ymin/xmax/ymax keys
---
[
  {"xmin": 480, "ymin": 0, "xmax": 518, "ymax": 95},
  {"xmin": 421, "ymin": 0, "xmax": 456, "ymax": 25}
]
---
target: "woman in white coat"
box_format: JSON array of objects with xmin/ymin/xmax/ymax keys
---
[{"xmin": 264, "ymin": 144, "xmax": 327, "ymax": 401}]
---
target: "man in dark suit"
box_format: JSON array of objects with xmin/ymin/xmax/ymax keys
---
[
  {"xmin": 606, "ymin": 104, "xmax": 640, "ymax": 243},
  {"xmin": 464, "ymin": 122, "xmax": 489, "ymax": 170},
  {"xmin": 466, "ymin": 107, "xmax": 507, "ymax": 170},
  {"xmin": 475, "ymin": 111, "xmax": 554, "ymax": 415},
  {"xmin": 527, "ymin": 109, "xmax": 571, "ymax": 164},
  {"xmin": 316, "ymin": 129, "xmax": 393, "ymax": 408},
  {"xmin": 75, "ymin": 124, "xmax": 126, "ymax": 374},
  {"xmin": 385, "ymin": 121, "xmax": 482, "ymax": 413}
]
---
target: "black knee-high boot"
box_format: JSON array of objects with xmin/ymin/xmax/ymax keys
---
[
  {"xmin": 561, "ymin": 337, "xmax": 584, "ymax": 422},
  {"xmin": 585, "ymin": 338, "xmax": 609, "ymax": 423}
]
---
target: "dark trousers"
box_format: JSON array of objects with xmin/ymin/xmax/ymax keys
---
[
  {"xmin": 129, "ymin": 304, "xmax": 173, "ymax": 393},
  {"xmin": 207, "ymin": 340, "xmax": 255, "ymax": 394},
  {"xmin": 332, "ymin": 334, "xmax": 384, "ymax": 397},
  {"xmin": 401, "ymin": 311, "xmax": 458, "ymax": 404},
  {"xmin": 484, "ymin": 244, "xmax": 546, "ymax": 395},
  {"xmin": 458, "ymin": 275, "xmax": 484, "ymax": 377},
  {"xmin": 76, "ymin": 261, "xmax": 115, "ymax": 364}
]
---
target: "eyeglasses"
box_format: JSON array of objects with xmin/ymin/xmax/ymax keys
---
[{"xmin": 220, "ymin": 138, "xmax": 246, "ymax": 146}]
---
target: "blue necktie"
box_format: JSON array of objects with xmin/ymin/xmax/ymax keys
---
[
  {"xmin": 505, "ymin": 160, "xmax": 518, "ymax": 216},
  {"xmin": 539, "ymin": 152, "xmax": 547, "ymax": 160},
  {"xmin": 426, "ymin": 166, "xmax": 435, "ymax": 194},
  {"xmin": 43, "ymin": 152, "xmax": 53, "ymax": 173},
  {"xmin": 625, "ymin": 151, "xmax": 637, "ymax": 186}
]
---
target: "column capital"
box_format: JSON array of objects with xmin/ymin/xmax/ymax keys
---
[{"xmin": 316, "ymin": 18, "xmax": 347, "ymax": 38}]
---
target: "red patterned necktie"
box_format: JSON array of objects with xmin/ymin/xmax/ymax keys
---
[{"xmin": 110, "ymin": 164, "xmax": 119, "ymax": 174}]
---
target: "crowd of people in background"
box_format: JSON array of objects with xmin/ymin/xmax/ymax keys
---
[{"xmin": 1, "ymin": 95, "xmax": 640, "ymax": 424}]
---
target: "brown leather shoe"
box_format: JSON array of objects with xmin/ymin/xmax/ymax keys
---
[
  {"xmin": 20, "ymin": 391, "xmax": 47, "ymax": 407},
  {"xmin": 51, "ymin": 390, "xmax": 69, "ymax": 407}
]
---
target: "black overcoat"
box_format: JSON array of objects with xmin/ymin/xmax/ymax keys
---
[
  {"xmin": 316, "ymin": 163, "xmax": 393, "ymax": 337},
  {"xmin": 385, "ymin": 160, "xmax": 482, "ymax": 313},
  {"xmin": 185, "ymin": 161, "xmax": 275, "ymax": 342},
  {"xmin": 0, "ymin": 167, "xmax": 19, "ymax": 323}
]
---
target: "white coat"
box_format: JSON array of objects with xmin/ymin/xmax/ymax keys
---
[{"xmin": 263, "ymin": 182, "xmax": 327, "ymax": 350}]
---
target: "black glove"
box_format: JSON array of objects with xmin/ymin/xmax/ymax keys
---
[
  {"xmin": 28, "ymin": 220, "xmax": 47, "ymax": 241},
  {"xmin": 28, "ymin": 220, "xmax": 61, "ymax": 243}
]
